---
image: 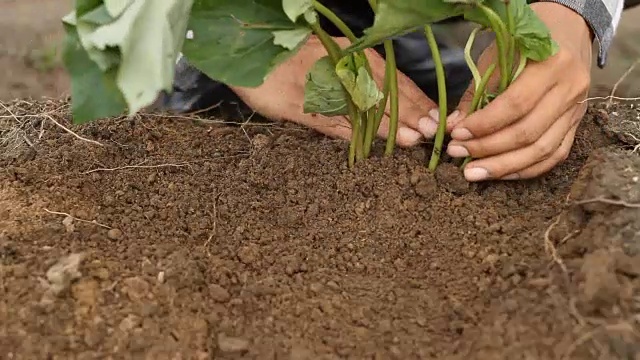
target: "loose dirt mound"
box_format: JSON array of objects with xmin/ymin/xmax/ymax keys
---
[{"xmin": 1, "ymin": 99, "xmax": 638, "ymax": 359}]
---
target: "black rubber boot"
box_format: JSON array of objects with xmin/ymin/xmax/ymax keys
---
[{"xmin": 154, "ymin": 1, "xmax": 473, "ymax": 116}]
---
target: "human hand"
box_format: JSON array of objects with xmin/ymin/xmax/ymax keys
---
[
  {"xmin": 229, "ymin": 36, "xmax": 439, "ymax": 147},
  {"xmin": 445, "ymin": 2, "xmax": 594, "ymax": 182}
]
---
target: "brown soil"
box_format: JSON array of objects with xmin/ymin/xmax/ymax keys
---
[{"xmin": 1, "ymin": 99, "xmax": 639, "ymax": 359}]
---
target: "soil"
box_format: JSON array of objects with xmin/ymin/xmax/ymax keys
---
[{"xmin": 1, "ymin": 98, "xmax": 639, "ymax": 359}]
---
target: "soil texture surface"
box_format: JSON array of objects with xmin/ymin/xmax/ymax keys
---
[{"xmin": 1, "ymin": 99, "xmax": 640, "ymax": 359}]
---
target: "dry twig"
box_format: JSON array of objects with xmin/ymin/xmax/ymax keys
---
[
  {"xmin": 83, "ymin": 161, "xmax": 192, "ymax": 174},
  {"xmin": 43, "ymin": 113, "xmax": 104, "ymax": 147},
  {"xmin": 574, "ymin": 197, "xmax": 640, "ymax": 208},
  {"xmin": 44, "ymin": 208, "xmax": 112, "ymax": 229},
  {"xmin": 543, "ymin": 216, "xmax": 569, "ymax": 276},
  {"xmin": 607, "ymin": 59, "xmax": 640, "ymax": 107}
]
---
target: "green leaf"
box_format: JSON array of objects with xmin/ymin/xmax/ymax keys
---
[
  {"xmin": 104, "ymin": 0, "xmax": 134, "ymax": 18},
  {"xmin": 76, "ymin": 0, "xmax": 103, "ymax": 17},
  {"xmin": 335, "ymin": 53, "xmax": 383, "ymax": 111},
  {"xmin": 182, "ymin": 0, "xmax": 307, "ymax": 88},
  {"xmin": 282, "ymin": 0, "xmax": 313, "ymax": 23},
  {"xmin": 303, "ymin": 56, "xmax": 349, "ymax": 116},
  {"xmin": 462, "ymin": 0, "xmax": 558, "ymax": 61},
  {"xmin": 79, "ymin": 0, "xmax": 194, "ymax": 115},
  {"xmin": 348, "ymin": 0, "xmax": 464, "ymax": 51},
  {"xmin": 62, "ymin": 22, "xmax": 126, "ymax": 123},
  {"xmin": 79, "ymin": 5, "xmax": 116, "ymax": 26},
  {"xmin": 273, "ymin": 27, "xmax": 312, "ymax": 50},
  {"xmin": 511, "ymin": 0, "xmax": 559, "ymax": 61}
]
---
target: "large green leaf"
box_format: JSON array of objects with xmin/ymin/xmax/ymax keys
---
[
  {"xmin": 62, "ymin": 21, "xmax": 127, "ymax": 123},
  {"xmin": 348, "ymin": 0, "xmax": 464, "ymax": 51},
  {"xmin": 182, "ymin": 0, "xmax": 309, "ymax": 88},
  {"xmin": 462, "ymin": 0, "xmax": 557, "ymax": 61},
  {"xmin": 303, "ymin": 56, "xmax": 349, "ymax": 116},
  {"xmin": 86, "ymin": 0, "xmax": 193, "ymax": 115}
]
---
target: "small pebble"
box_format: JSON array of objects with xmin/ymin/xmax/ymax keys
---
[{"xmin": 107, "ymin": 228, "xmax": 123, "ymax": 240}]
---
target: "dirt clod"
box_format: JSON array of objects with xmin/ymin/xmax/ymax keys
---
[
  {"xmin": 45, "ymin": 252, "xmax": 84, "ymax": 296},
  {"xmin": 217, "ymin": 334, "xmax": 250, "ymax": 353}
]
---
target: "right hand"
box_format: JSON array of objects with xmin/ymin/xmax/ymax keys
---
[{"xmin": 228, "ymin": 36, "xmax": 441, "ymax": 147}]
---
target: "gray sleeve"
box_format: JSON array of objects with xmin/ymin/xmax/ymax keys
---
[{"xmin": 541, "ymin": 0, "xmax": 624, "ymax": 68}]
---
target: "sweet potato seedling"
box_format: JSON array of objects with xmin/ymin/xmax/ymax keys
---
[{"xmin": 61, "ymin": 0, "xmax": 557, "ymax": 172}]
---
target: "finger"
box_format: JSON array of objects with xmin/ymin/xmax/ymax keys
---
[
  {"xmin": 292, "ymin": 113, "xmax": 354, "ymax": 140},
  {"xmin": 447, "ymin": 83, "xmax": 577, "ymax": 159},
  {"xmin": 450, "ymin": 56, "xmax": 559, "ymax": 142},
  {"xmin": 376, "ymin": 113, "xmax": 423, "ymax": 147},
  {"xmin": 461, "ymin": 105, "xmax": 575, "ymax": 181},
  {"xmin": 500, "ymin": 121, "xmax": 579, "ymax": 180},
  {"xmin": 365, "ymin": 49, "xmax": 439, "ymax": 137}
]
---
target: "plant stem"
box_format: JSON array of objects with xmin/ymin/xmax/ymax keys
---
[
  {"xmin": 479, "ymin": 5, "xmax": 509, "ymax": 93},
  {"xmin": 309, "ymin": 22, "xmax": 342, "ymax": 62},
  {"xmin": 383, "ymin": 40, "xmax": 399, "ymax": 156},
  {"xmin": 354, "ymin": 111, "xmax": 364, "ymax": 160},
  {"xmin": 465, "ymin": 27, "xmax": 482, "ymax": 92},
  {"xmin": 364, "ymin": 84, "xmax": 388, "ymax": 157},
  {"xmin": 374, "ymin": 80, "xmax": 390, "ymax": 133},
  {"xmin": 312, "ymin": 1, "xmax": 379, "ymax": 159},
  {"xmin": 424, "ymin": 25, "xmax": 448, "ymax": 172},
  {"xmin": 505, "ymin": 0, "xmax": 516, "ymax": 83},
  {"xmin": 470, "ymin": 63, "xmax": 496, "ymax": 113},
  {"xmin": 461, "ymin": 63, "xmax": 496, "ymax": 169},
  {"xmin": 313, "ymin": 1, "xmax": 357, "ymax": 43},
  {"xmin": 310, "ymin": 21, "xmax": 361, "ymax": 167},
  {"xmin": 512, "ymin": 54, "xmax": 527, "ymax": 81}
]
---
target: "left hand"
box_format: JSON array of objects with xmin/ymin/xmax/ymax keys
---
[{"xmin": 443, "ymin": 2, "xmax": 594, "ymax": 182}]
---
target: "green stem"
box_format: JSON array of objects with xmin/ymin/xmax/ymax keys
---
[
  {"xmin": 374, "ymin": 82, "xmax": 390, "ymax": 134},
  {"xmin": 313, "ymin": 1, "xmax": 357, "ymax": 43},
  {"xmin": 354, "ymin": 111, "xmax": 364, "ymax": 160},
  {"xmin": 310, "ymin": 22, "xmax": 361, "ymax": 167},
  {"xmin": 505, "ymin": 0, "xmax": 516, "ymax": 83},
  {"xmin": 479, "ymin": 5, "xmax": 509, "ymax": 93},
  {"xmin": 313, "ymin": 1, "xmax": 378, "ymax": 159},
  {"xmin": 461, "ymin": 63, "xmax": 496, "ymax": 169},
  {"xmin": 512, "ymin": 54, "xmax": 527, "ymax": 81},
  {"xmin": 465, "ymin": 27, "xmax": 482, "ymax": 92},
  {"xmin": 383, "ymin": 40, "xmax": 399, "ymax": 156},
  {"xmin": 364, "ymin": 82, "xmax": 389, "ymax": 157},
  {"xmin": 425, "ymin": 25, "xmax": 448, "ymax": 172},
  {"xmin": 309, "ymin": 22, "xmax": 342, "ymax": 62},
  {"xmin": 470, "ymin": 63, "xmax": 496, "ymax": 113}
]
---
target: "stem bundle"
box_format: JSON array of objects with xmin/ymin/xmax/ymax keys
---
[{"xmin": 311, "ymin": 0, "xmax": 399, "ymax": 167}]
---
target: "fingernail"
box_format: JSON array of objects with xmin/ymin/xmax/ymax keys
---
[
  {"xmin": 398, "ymin": 127, "xmax": 422, "ymax": 145},
  {"xmin": 501, "ymin": 173, "xmax": 520, "ymax": 181},
  {"xmin": 428, "ymin": 109, "xmax": 440, "ymax": 122},
  {"xmin": 447, "ymin": 145, "xmax": 469, "ymax": 158},
  {"xmin": 418, "ymin": 117, "xmax": 439, "ymax": 138},
  {"xmin": 447, "ymin": 110, "xmax": 463, "ymax": 127},
  {"xmin": 451, "ymin": 128, "xmax": 473, "ymax": 141},
  {"xmin": 464, "ymin": 167, "xmax": 489, "ymax": 182}
]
